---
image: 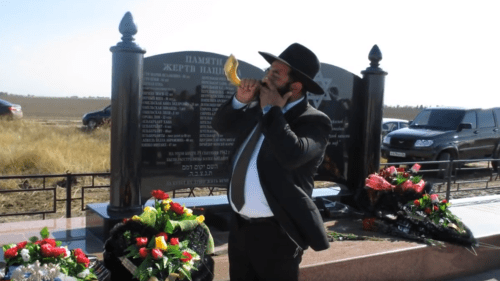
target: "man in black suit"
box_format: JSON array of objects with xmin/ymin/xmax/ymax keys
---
[{"xmin": 212, "ymin": 43, "xmax": 332, "ymax": 281}]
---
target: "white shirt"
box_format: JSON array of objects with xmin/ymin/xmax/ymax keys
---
[{"xmin": 229, "ymin": 95, "xmax": 305, "ymax": 218}]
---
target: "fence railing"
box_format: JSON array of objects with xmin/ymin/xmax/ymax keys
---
[
  {"xmin": 381, "ymin": 158, "xmax": 500, "ymax": 201},
  {"xmin": 1, "ymin": 159, "xmax": 498, "ymax": 220},
  {"xmin": 0, "ymin": 172, "xmax": 110, "ymax": 220}
]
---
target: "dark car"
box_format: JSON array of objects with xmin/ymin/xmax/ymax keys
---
[
  {"xmin": 381, "ymin": 107, "xmax": 500, "ymax": 172},
  {"xmin": 82, "ymin": 105, "xmax": 111, "ymax": 129},
  {"xmin": 0, "ymin": 98, "xmax": 23, "ymax": 120}
]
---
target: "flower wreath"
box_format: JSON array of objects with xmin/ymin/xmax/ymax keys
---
[
  {"xmin": 1, "ymin": 227, "xmax": 97, "ymax": 281},
  {"xmin": 361, "ymin": 164, "xmax": 477, "ymax": 247},
  {"xmin": 103, "ymin": 190, "xmax": 214, "ymax": 281}
]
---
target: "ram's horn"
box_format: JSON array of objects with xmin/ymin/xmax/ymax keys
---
[{"xmin": 224, "ymin": 54, "xmax": 241, "ymax": 87}]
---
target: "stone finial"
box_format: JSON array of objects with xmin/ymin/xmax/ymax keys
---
[
  {"xmin": 119, "ymin": 12, "xmax": 138, "ymax": 43},
  {"xmin": 368, "ymin": 45, "xmax": 382, "ymax": 68}
]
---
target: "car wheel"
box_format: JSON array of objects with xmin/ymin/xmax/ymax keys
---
[
  {"xmin": 437, "ymin": 152, "xmax": 454, "ymax": 179},
  {"xmin": 87, "ymin": 119, "xmax": 98, "ymax": 129}
]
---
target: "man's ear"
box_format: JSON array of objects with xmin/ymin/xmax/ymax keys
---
[{"xmin": 290, "ymin": 81, "xmax": 303, "ymax": 96}]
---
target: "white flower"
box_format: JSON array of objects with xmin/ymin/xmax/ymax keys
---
[
  {"xmin": 77, "ymin": 269, "xmax": 90, "ymax": 278},
  {"xmin": 182, "ymin": 263, "xmax": 193, "ymax": 271},
  {"xmin": 20, "ymin": 248, "xmax": 30, "ymax": 262},
  {"xmin": 184, "ymin": 208, "xmax": 193, "ymax": 216},
  {"xmin": 63, "ymin": 246, "xmax": 71, "ymax": 258}
]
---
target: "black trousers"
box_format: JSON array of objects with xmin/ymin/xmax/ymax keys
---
[{"xmin": 228, "ymin": 213, "xmax": 304, "ymax": 281}]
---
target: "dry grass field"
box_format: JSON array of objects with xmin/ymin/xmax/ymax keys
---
[
  {"xmin": 0, "ymin": 93, "xmax": 110, "ymax": 120},
  {"xmin": 0, "ymin": 94, "xmax": 426, "ymax": 222}
]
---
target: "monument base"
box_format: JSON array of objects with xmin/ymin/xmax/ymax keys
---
[{"xmin": 86, "ymin": 202, "xmax": 142, "ymax": 242}]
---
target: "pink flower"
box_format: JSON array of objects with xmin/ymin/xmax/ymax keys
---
[
  {"xmin": 51, "ymin": 247, "xmax": 66, "ymax": 258},
  {"xmin": 386, "ymin": 166, "xmax": 397, "ymax": 176},
  {"xmin": 442, "ymin": 199, "xmax": 448, "ymax": 204},
  {"xmin": 413, "ymin": 180, "xmax": 425, "ymax": 193},
  {"xmin": 430, "ymin": 194, "xmax": 439, "ymax": 203},
  {"xmin": 425, "ymin": 208, "xmax": 432, "ymax": 214},
  {"xmin": 41, "ymin": 238, "xmax": 57, "ymax": 248},
  {"xmin": 400, "ymin": 180, "xmax": 413, "ymax": 191},
  {"xmin": 410, "ymin": 164, "xmax": 421, "ymax": 173},
  {"xmin": 365, "ymin": 174, "xmax": 394, "ymax": 191},
  {"xmin": 434, "ymin": 205, "xmax": 439, "ymax": 211}
]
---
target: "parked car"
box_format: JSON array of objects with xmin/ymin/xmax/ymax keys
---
[
  {"xmin": 0, "ymin": 98, "xmax": 23, "ymax": 120},
  {"xmin": 382, "ymin": 118, "xmax": 410, "ymax": 136},
  {"xmin": 381, "ymin": 107, "xmax": 500, "ymax": 173},
  {"xmin": 82, "ymin": 105, "xmax": 111, "ymax": 129}
]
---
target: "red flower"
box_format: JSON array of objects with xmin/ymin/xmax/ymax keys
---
[
  {"xmin": 151, "ymin": 190, "xmax": 170, "ymax": 200},
  {"xmin": 425, "ymin": 208, "xmax": 432, "ymax": 214},
  {"xmin": 76, "ymin": 254, "xmax": 90, "ymax": 267},
  {"xmin": 123, "ymin": 218, "xmax": 131, "ymax": 224},
  {"xmin": 41, "ymin": 238, "xmax": 56, "ymax": 248},
  {"xmin": 180, "ymin": 251, "xmax": 193, "ymax": 262},
  {"xmin": 403, "ymin": 172, "xmax": 410, "ymax": 178},
  {"xmin": 170, "ymin": 238, "xmax": 180, "ymax": 245},
  {"xmin": 17, "ymin": 241, "xmax": 28, "ymax": 249},
  {"xmin": 434, "ymin": 205, "xmax": 439, "ymax": 211},
  {"xmin": 156, "ymin": 232, "xmax": 168, "ymax": 242},
  {"xmin": 430, "ymin": 194, "xmax": 439, "ymax": 203},
  {"xmin": 52, "ymin": 247, "xmax": 66, "ymax": 258},
  {"xmin": 74, "ymin": 248, "xmax": 85, "ymax": 257},
  {"xmin": 396, "ymin": 167, "xmax": 405, "ymax": 172},
  {"xmin": 4, "ymin": 247, "xmax": 18, "ymax": 259},
  {"xmin": 41, "ymin": 244, "xmax": 54, "ymax": 257},
  {"xmin": 442, "ymin": 199, "xmax": 448, "ymax": 204},
  {"xmin": 152, "ymin": 248, "xmax": 163, "ymax": 260},
  {"xmin": 413, "ymin": 199, "xmax": 420, "ymax": 206},
  {"xmin": 136, "ymin": 237, "xmax": 148, "ymax": 247},
  {"xmin": 139, "ymin": 247, "xmax": 149, "ymax": 259},
  {"xmin": 170, "ymin": 202, "xmax": 184, "ymax": 215},
  {"xmin": 34, "ymin": 241, "xmax": 42, "ymax": 245}
]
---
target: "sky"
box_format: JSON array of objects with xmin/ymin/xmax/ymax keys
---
[{"xmin": 1, "ymin": 0, "xmax": 500, "ymax": 108}]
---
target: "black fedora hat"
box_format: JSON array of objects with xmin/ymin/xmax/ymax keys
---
[{"xmin": 259, "ymin": 43, "xmax": 324, "ymax": 95}]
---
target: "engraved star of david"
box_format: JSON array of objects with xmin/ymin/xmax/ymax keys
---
[{"xmin": 307, "ymin": 71, "xmax": 333, "ymax": 108}]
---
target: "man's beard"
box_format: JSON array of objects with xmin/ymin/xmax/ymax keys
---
[{"xmin": 277, "ymin": 81, "xmax": 293, "ymax": 97}]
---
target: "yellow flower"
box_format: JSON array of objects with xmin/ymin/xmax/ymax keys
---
[
  {"xmin": 196, "ymin": 215, "xmax": 205, "ymax": 223},
  {"xmin": 155, "ymin": 236, "xmax": 168, "ymax": 251},
  {"xmin": 163, "ymin": 204, "xmax": 170, "ymax": 211},
  {"xmin": 132, "ymin": 215, "xmax": 141, "ymax": 221},
  {"xmin": 161, "ymin": 199, "xmax": 172, "ymax": 205},
  {"xmin": 144, "ymin": 206, "xmax": 154, "ymax": 212},
  {"xmin": 184, "ymin": 208, "xmax": 193, "ymax": 216}
]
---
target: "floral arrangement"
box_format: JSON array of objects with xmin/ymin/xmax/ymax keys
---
[
  {"xmin": 116, "ymin": 189, "xmax": 214, "ymax": 281},
  {"xmin": 407, "ymin": 193, "xmax": 466, "ymax": 234},
  {"xmin": 2, "ymin": 227, "xmax": 97, "ymax": 281},
  {"xmin": 364, "ymin": 164, "xmax": 425, "ymax": 207},
  {"xmin": 361, "ymin": 163, "xmax": 476, "ymax": 247}
]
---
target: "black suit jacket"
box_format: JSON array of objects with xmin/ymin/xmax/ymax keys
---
[{"xmin": 212, "ymin": 96, "xmax": 332, "ymax": 251}]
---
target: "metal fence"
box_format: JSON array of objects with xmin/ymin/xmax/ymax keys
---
[
  {"xmin": 1, "ymin": 159, "xmax": 498, "ymax": 220},
  {"xmin": 0, "ymin": 172, "xmax": 110, "ymax": 220}
]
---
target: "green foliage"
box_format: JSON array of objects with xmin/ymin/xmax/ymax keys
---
[
  {"xmin": 411, "ymin": 175, "xmax": 422, "ymax": 184},
  {"xmin": 40, "ymin": 227, "xmax": 49, "ymax": 239}
]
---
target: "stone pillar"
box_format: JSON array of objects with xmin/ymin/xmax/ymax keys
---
[
  {"xmin": 107, "ymin": 12, "xmax": 146, "ymax": 216},
  {"xmin": 357, "ymin": 45, "xmax": 388, "ymax": 188}
]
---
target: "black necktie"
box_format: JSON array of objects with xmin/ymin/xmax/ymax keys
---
[{"xmin": 231, "ymin": 122, "xmax": 263, "ymax": 211}]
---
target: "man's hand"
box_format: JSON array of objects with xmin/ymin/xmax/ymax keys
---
[
  {"xmin": 259, "ymin": 78, "xmax": 293, "ymax": 109},
  {"xmin": 235, "ymin": 79, "xmax": 260, "ymax": 104}
]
